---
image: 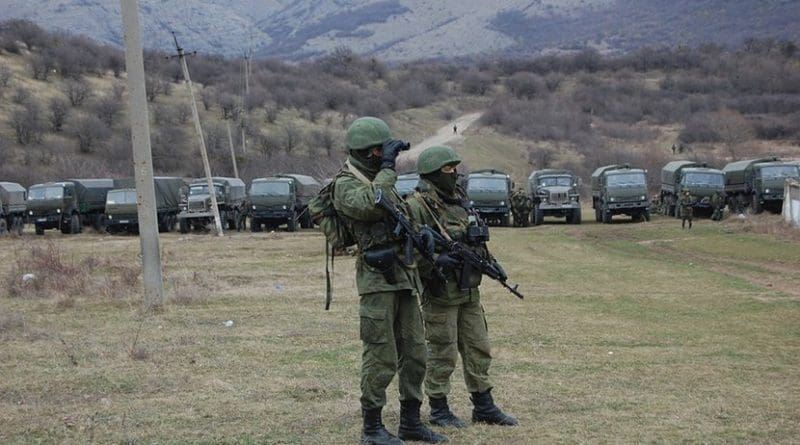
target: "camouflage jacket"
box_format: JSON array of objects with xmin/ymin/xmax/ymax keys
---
[
  {"xmin": 332, "ymin": 157, "xmax": 422, "ymax": 296},
  {"xmin": 406, "ymin": 179, "xmax": 486, "ymax": 306},
  {"xmin": 679, "ymin": 194, "xmax": 696, "ymax": 211}
]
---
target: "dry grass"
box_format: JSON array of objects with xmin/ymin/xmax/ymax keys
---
[{"xmin": 0, "ymin": 218, "xmax": 799, "ymax": 444}]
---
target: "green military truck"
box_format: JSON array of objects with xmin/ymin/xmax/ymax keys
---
[
  {"xmin": 0, "ymin": 182, "xmax": 27, "ymax": 235},
  {"xmin": 247, "ymin": 174, "xmax": 321, "ymax": 232},
  {"xmin": 27, "ymin": 179, "xmax": 116, "ymax": 235},
  {"xmin": 660, "ymin": 161, "xmax": 725, "ymax": 217},
  {"xmin": 527, "ymin": 169, "xmax": 581, "ymax": 225},
  {"xmin": 179, "ymin": 177, "xmax": 246, "ymax": 233},
  {"xmin": 105, "ymin": 177, "xmax": 185, "ymax": 234},
  {"xmin": 395, "ymin": 172, "xmax": 420, "ymax": 198},
  {"xmin": 722, "ymin": 157, "xmax": 800, "ymax": 213},
  {"xmin": 466, "ymin": 169, "xmax": 513, "ymax": 226},
  {"xmin": 591, "ymin": 164, "xmax": 650, "ymax": 224}
]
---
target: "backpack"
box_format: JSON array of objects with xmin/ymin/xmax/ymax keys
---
[{"xmin": 308, "ymin": 160, "xmax": 370, "ymax": 309}]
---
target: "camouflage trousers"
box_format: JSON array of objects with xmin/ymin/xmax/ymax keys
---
[
  {"xmin": 359, "ymin": 290, "xmax": 427, "ymax": 409},
  {"xmin": 422, "ymin": 299, "xmax": 493, "ymax": 399}
]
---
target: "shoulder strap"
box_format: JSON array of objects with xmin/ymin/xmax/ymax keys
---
[
  {"xmin": 413, "ymin": 191, "xmax": 452, "ymax": 242},
  {"xmin": 345, "ymin": 159, "xmax": 372, "ymax": 186}
]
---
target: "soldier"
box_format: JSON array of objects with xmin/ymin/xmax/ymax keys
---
[
  {"xmin": 333, "ymin": 117, "xmax": 446, "ymax": 445},
  {"xmin": 679, "ymin": 189, "xmax": 695, "ymax": 229},
  {"xmin": 511, "ymin": 188, "xmax": 531, "ymax": 227},
  {"xmin": 406, "ymin": 145, "xmax": 518, "ymax": 429},
  {"xmin": 710, "ymin": 191, "xmax": 724, "ymax": 221}
]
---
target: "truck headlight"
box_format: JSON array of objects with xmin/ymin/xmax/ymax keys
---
[
  {"xmin": 641, "ymin": 195, "xmax": 646, "ymax": 201},
  {"xmin": 499, "ymin": 201, "xmax": 505, "ymax": 206},
  {"xmin": 469, "ymin": 200, "xmax": 474, "ymax": 206},
  {"xmin": 56, "ymin": 208, "xmax": 61, "ymax": 213},
  {"xmin": 282, "ymin": 205, "xmax": 287, "ymax": 210},
  {"xmin": 252, "ymin": 205, "xmax": 256, "ymax": 210},
  {"xmin": 28, "ymin": 210, "xmax": 33, "ymax": 216},
  {"xmin": 108, "ymin": 215, "xmax": 113, "ymax": 219},
  {"xmin": 610, "ymin": 197, "xmax": 616, "ymax": 202},
  {"xmin": 765, "ymin": 188, "xmax": 770, "ymax": 193}
]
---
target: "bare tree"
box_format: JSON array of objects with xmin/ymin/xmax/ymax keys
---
[
  {"xmin": 145, "ymin": 75, "xmax": 169, "ymax": 102},
  {"xmin": 9, "ymin": 101, "xmax": 44, "ymax": 145},
  {"xmin": 280, "ymin": 123, "xmax": 302, "ymax": 154},
  {"xmin": 255, "ymin": 131, "xmax": 280, "ymax": 159},
  {"xmin": 175, "ymin": 102, "xmax": 191, "ymax": 125},
  {"xmin": 310, "ymin": 128, "xmax": 339, "ymax": 157},
  {"xmin": 30, "ymin": 53, "xmax": 54, "ymax": 81},
  {"xmin": 62, "ymin": 78, "xmax": 92, "ymax": 107},
  {"xmin": 712, "ymin": 109, "xmax": 754, "ymax": 159},
  {"xmin": 93, "ymin": 95, "xmax": 123, "ymax": 127},
  {"xmin": 72, "ymin": 115, "xmax": 111, "ymax": 153},
  {"xmin": 0, "ymin": 64, "xmax": 13, "ymax": 88},
  {"xmin": 48, "ymin": 97, "xmax": 69, "ymax": 132}
]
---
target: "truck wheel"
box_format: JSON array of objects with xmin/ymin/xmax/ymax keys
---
[
  {"xmin": 70, "ymin": 214, "xmax": 81, "ymax": 234},
  {"xmin": 250, "ymin": 219, "xmax": 261, "ymax": 232},
  {"xmin": 35, "ymin": 223, "xmax": 44, "ymax": 235},
  {"xmin": 300, "ymin": 211, "xmax": 312, "ymax": 229},
  {"xmin": 533, "ymin": 207, "xmax": 544, "ymax": 226},
  {"xmin": 594, "ymin": 207, "xmax": 601, "ymax": 222},
  {"xmin": 500, "ymin": 214, "xmax": 510, "ymax": 227},
  {"xmin": 287, "ymin": 211, "xmax": 298, "ymax": 232},
  {"xmin": 14, "ymin": 216, "xmax": 24, "ymax": 235},
  {"xmin": 227, "ymin": 212, "xmax": 238, "ymax": 230},
  {"xmin": 642, "ymin": 210, "xmax": 651, "ymax": 222},
  {"xmin": 179, "ymin": 218, "xmax": 189, "ymax": 234},
  {"xmin": 751, "ymin": 195, "xmax": 762, "ymax": 214},
  {"xmin": 571, "ymin": 208, "xmax": 582, "ymax": 224},
  {"xmin": 602, "ymin": 209, "xmax": 612, "ymax": 224},
  {"xmin": 0, "ymin": 219, "xmax": 6, "ymax": 234},
  {"xmin": 93, "ymin": 214, "xmax": 105, "ymax": 232}
]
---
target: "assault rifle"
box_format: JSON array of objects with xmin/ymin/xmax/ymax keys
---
[
  {"xmin": 374, "ymin": 190, "xmax": 444, "ymax": 280},
  {"xmin": 429, "ymin": 230, "xmax": 524, "ymax": 300}
]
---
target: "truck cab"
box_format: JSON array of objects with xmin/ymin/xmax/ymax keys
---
[
  {"xmin": 248, "ymin": 177, "xmax": 298, "ymax": 232},
  {"xmin": 528, "ymin": 169, "xmax": 581, "ymax": 225},
  {"xmin": 592, "ymin": 164, "xmax": 650, "ymax": 224},
  {"xmin": 466, "ymin": 169, "xmax": 512, "ymax": 226},
  {"xmin": 723, "ymin": 157, "xmax": 800, "ymax": 213}
]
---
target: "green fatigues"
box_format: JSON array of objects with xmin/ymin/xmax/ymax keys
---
[
  {"xmin": 679, "ymin": 194, "xmax": 695, "ymax": 228},
  {"xmin": 511, "ymin": 191, "xmax": 531, "ymax": 227},
  {"xmin": 711, "ymin": 193, "xmax": 724, "ymax": 221},
  {"xmin": 406, "ymin": 181, "xmax": 494, "ymax": 399},
  {"xmin": 332, "ymin": 156, "xmax": 427, "ymax": 409}
]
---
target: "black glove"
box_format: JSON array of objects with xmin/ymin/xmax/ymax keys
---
[
  {"xmin": 492, "ymin": 260, "xmax": 508, "ymax": 281},
  {"xmin": 381, "ymin": 139, "xmax": 410, "ymax": 170},
  {"xmin": 417, "ymin": 225, "xmax": 436, "ymax": 259},
  {"xmin": 434, "ymin": 253, "xmax": 461, "ymax": 270}
]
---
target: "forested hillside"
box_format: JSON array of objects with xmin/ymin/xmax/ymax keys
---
[{"xmin": 1, "ymin": 20, "xmax": 798, "ymax": 191}]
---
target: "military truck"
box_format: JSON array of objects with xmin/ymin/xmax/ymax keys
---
[
  {"xmin": 527, "ymin": 169, "xmax": 581, "ymax": 225},
  {"xmin": 591, "ymin": 164, "xmax": 650, "ymax": 224},
  {"xmin": 722, "ymin": 157, "xmax": 800, "ymax": 213},
  {"xmin": 178, "ymin": 177, "xmax": 246, "ymax": 233},
  {"xmin": 395, "ymin": 172, "xmax": 420, "ymax": 198},
  {"xmin": 660, "ymin": 161, "xmax": 725, "ymax": 217},
  {"xmin": 466, "ymin": 169, "xmax": 513, "ymax": 226},
  {"xmin": 105, "ymin": 177, "xmax": 185, "ymax": 234},
  {"xmin": 247, "ymin": 174, "xmax": 321, "ymax": 232},
  {"xmin": 27, "ymin": 179, "xmax": 116, "ymax": 235},
  {"xmin": 0, "ymin": 182, "xmax": 27, "ymax": 235}
]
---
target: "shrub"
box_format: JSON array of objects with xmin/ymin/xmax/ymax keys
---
[
  {"xmin": 48, "ymin": 97, "xmax": 69, "ymax": 132},
  {"xmin": 62, "ymin": 78, "xmax": 92, "ymax": 107},
  {"xmin": 9, "ymin": 101, "xmax": 44, "ymax": 145},
  {"xmin": 72, "ymin": 115, "xmax": 111, "ymax": 153}
]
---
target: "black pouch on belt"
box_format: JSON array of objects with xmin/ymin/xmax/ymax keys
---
[{"xmin": 363, "ymin": 247, "xmax": 398, "ymax": 284}]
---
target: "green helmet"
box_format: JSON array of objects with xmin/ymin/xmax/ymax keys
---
[
  {"xmin": 346, "ymin": 117, "xmax": 391, "ymax": 151},
  {"xmin": 416, "ymin": 145, "xmax": 461, "ymax": 175}
]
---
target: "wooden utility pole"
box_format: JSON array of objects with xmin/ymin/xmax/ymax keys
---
[
  {"xmin": 170, "ymin": 32, "xmax": 224, "ymax": 236},
  {"xmin": 119, "ymin": 0, "xmax": 164, "ymax": 305}
]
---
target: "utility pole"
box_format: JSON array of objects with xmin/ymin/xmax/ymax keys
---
[
  {"xmin": 119, "ymin": 0, "xmax": 164, "ymax": 306},
  {"xmin": 240, "ymin": 54, "xmax": 249, "ymax": 155},
  {"xmin": 169, "ymin": 31, "xmax": 224, "ymax": 236},
  {"xmin": 226, "ymin": 119, "xmax": 239, "ymax": 178}
]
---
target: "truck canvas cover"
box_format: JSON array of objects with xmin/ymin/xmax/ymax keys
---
[
  {"xmin": 278, "ymin": 174, "xmax": 322, "ymax": 204},
  {"xmin": 68, "ymin": 179, "xmax": 115, "ymax": 211},
  {"xmin": 0, "ymin": 182, "xmax": 27, "ymax": 211}
]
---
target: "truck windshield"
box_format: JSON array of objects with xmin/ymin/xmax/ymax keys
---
[
  {"xmin": 395, "ymin": 178, "xmax": 419, "ymax": 195},
  {"xmin": 250, "ymin": 182, "xmax": 290, "ymax": 196},
  {"xmin": 106, "ymin": 190, "xmax": 137, "ymax": 205},
  {"xmin": 759, "ymin": 165, "xmax": 800, "ymax": 179},
  {"xmin": 539, "ymin": 176, "xmax": 572, "ymax": 187},
  {"xmin": 607, "ymin": 173, "xmax": 645, "ymax": 186},
  {"xmin": 468, "ymin": 178, "xmax": 508, "ymax": 192},
  {"xmin": 682, "ymin": 173, "xmax": 724, "ymax": 186},
  {"xmin": 28, "ymin": 186, "xmax": 64, "ymax": 200},
  {"xmin": 189, "ymin": 184, "xmax": 223, "ymax": 197}
]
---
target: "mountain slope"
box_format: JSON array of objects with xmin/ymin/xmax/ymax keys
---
[{"xmin": 1, "ymin": 0, "xmax": 798, "ymax": 61}]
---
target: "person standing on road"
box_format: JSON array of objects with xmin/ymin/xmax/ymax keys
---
[
  {"xmin": 406, "ymin": 145, "xmax": 519, "ymax": 430},
  {"xmin": 453, "ymin": 124, "xmax": 457, "ymax": 134},
  {"xmin": 679, "ymin": 189, "xmax": 695, "ymax": 229},
  {"xmin": 332, "ymin": 117, "xmax": 447, "ymax": 445}
]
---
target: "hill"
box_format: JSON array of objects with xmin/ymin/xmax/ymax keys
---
[{"xmin": 1, "ymin": 0, "xmax": 799, "ymax": 61}]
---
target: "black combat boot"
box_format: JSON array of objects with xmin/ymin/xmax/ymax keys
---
[
  {"xmin": 362, "ymin": 407, "xmax": 403, "ymax": 445},
  {"xmin": 470, "ymin": 388, "xmax": 519, "ymax": 426},
  {"xmin": 429, "ymin": 397, "xmax": 466, "ymax": 428},
  {"xmin": 398, "ymin": 399, "xmax": 449, "ymax": 443}
]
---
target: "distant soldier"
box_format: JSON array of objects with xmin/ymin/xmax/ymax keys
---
[
  {"xmin": 679, "ymin": 189, "xmax": 696, "ymax": 229},
  {"xmin": 710, "ymin": 191, "xmax": 724, "ymax": 221},
  {"xmin": 453, "ymin": 124, "xmax": 458, "ymax": 134},
  {"xmin": 650, "ymin": 194, "xmax": 663, "ymax": 215},
  {"xmin": 511, "ymin": 188, "xmax": 532, "ymax": 227}
]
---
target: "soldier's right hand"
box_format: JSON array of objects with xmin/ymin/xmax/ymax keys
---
[{"xmin": 434, "ymin": 253, "xmax": 461, "ymax": 270}]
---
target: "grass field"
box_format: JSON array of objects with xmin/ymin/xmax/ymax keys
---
[{"xmin": 1, "ymin": 212, "xmax": 799, "ymax": 444}]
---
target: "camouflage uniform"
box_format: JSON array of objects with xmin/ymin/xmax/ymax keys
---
[
  {"xmin": 679, "ymin": 190, "xmax": 695, "ymax": 229},
  {"xmin": 710, "ymin": 191, "xmax": 724, "ymax": 221},
  {"xmin": 510, "ymin": 189, "xmax": 532, "ymax": 227},
  {"xmin": 406, "ymin": 145, "xmax": 518, "ymax": 428},
  {"xmin": 333, "ymin": 117, "xmax": 445, "ymax": 445}
]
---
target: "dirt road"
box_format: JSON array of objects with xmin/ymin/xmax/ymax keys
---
[{"xmin": 398, "ymin": 111, "xmax": 482, "ymax": 163}]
